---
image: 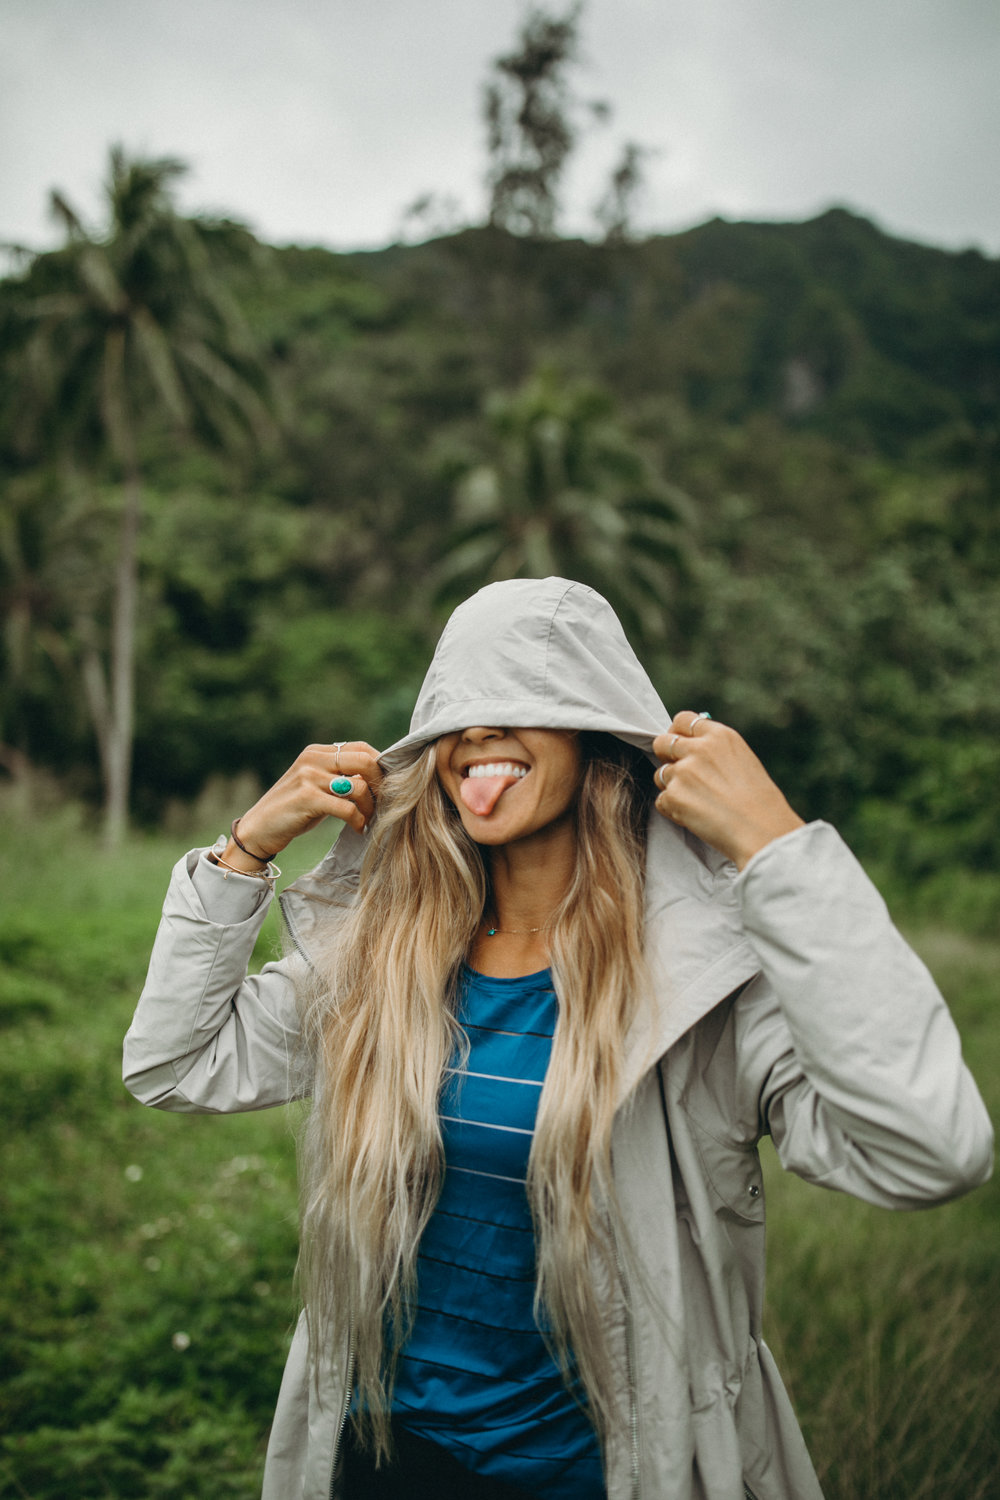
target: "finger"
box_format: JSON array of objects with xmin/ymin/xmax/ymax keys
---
[
  {"xmin": 339, "ymin": 742, "xmax": 384, "ymax": 793},
  {"xmin": 325, "ymin": 782, "xmax": 368, "ymax": 833},
  {"xmin": 352, "ymin": 779, "xmax": 377, "ymax": 824},
  {"xmin": 326, "ymin": 771, "xmax": 377, "ymax": 823},
  {"xmin": 654, "ymin": 783, "xmax": 684, "ymax": 823},
  {"xmin": 671, "ymin": 710, "xmax": 714, "ymax": 738},
  {"xmin": 328, "ymin": 773, "xmax": 376, "ymax": 823},
  {"xmin": 652, "ymin": 731, "xmax": 690, "ymax": 767},
  {"xmin": 317, "ymin": 740, "xmax": 378, "ymax": 765},
  {"xmin": 313, "ymin": 742, "xmax": 384, "ymax": 793},
  {"xmin": 327, "ymin": 739, "xmax": 380, "ymax": 763}
]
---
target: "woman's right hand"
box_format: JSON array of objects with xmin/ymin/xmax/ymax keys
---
[{"xmin": 225, "ymin": 741, "xmax": 383, "ymax": 868}]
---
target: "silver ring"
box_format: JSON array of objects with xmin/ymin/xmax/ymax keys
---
[
  {"xmin": 333, "ymin": 741, "xmax": 346, "ymax": 770},
  {"xmin": 690, "ymin": 711, "xmax": 712, "ymax": 732}
]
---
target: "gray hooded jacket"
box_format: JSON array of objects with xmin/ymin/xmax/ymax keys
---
[{"xmin": 124, "ymin": 577, "xmax": 993, "ymax": 1500}]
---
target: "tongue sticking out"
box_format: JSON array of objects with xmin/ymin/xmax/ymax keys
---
[{"xmin": 460, "ymin": 773, "xmax": 522, "ymax": 818}]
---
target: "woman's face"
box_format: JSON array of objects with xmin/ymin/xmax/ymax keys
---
[{"xmin": 435, "ymin": 727, "xmax": 582, "ymax": 846}]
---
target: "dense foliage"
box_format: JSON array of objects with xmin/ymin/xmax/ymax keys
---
[{"xmin": 2, "ymin": 189, "xmax": 998, "ymax": 910}]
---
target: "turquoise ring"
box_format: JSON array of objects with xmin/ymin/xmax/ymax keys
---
[{"xmin": 329, "ymin": 776, "xmax": 353, "ymax": 796}]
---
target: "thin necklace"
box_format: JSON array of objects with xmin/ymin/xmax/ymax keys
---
[{"xmin": 484, "ymin": 915, "xmax": 556, "ymax": 936}]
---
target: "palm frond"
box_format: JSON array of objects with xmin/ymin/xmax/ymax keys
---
[{"xmin": 131, "ymin": 308, "xmax": 189, "ymax": 425}]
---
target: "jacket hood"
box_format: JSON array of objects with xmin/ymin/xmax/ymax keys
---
[
  {"xmin": 380, "ymin": 577, "xmax": 670, "ymax": 768},
  {"xmin": 280, "ymin": 576, "xmax": 760, "ymax": 1094}
]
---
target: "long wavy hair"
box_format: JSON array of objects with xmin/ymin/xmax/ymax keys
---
[{"xmin": 297, "ymin": 731, "xmax": 652, "ymax": 1458}]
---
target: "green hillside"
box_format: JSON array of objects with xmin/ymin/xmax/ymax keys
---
[{"xmin": 2, "ymin": 206, "xmax": 998, "ymax": 920}]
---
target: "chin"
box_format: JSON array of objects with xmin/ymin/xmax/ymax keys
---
[{"xmin": 460, "ymin": 814, "xmax": 515, "ymax": 845}]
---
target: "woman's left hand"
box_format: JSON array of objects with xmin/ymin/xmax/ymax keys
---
[{"xmin": 652, "ymin": 712, "xmax": 805, "ymax": 870}]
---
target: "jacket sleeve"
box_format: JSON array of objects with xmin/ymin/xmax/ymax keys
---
[
  {"xmin": 733, "ymin": 821, "xmax": 993, "ymax": 1209},
  {"xmin": 123, "ymin": 850, "xmax": 311, "ymax": 1113}
]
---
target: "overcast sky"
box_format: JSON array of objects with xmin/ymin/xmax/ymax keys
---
[{"xmin": 3, "ymin": 0, "xmax": 999, "ymax": 258}]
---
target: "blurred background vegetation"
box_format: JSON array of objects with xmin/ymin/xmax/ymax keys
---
[
  {"xmin": 0, "ymin": 5, "xmax": 996, "ymax": 919},
  {"xmin": 1, "ymin": 7, "xmax": 997, "ymax": 1496}
]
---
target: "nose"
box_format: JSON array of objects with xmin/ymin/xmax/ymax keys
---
[{"xmin": 461, "ymin": 726, "xmax": 506, "ymax": 745}]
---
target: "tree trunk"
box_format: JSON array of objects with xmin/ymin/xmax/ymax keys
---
[
  {"xmin": 102, "ymin": 466, "xmax": 140, "ymax": 848},
  {"xmin": 77, "ymin": 616, "xmax": 113, "ymax": 803}
]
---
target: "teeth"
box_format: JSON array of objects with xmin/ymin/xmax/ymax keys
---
[{"xmin": 466, "ymin": 762, "xmax": 529, "ymax": 779}]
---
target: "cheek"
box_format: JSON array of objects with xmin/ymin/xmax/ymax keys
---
[
  {"xmin": 433, "ymin": 738, "xmax": 461, "ymax": 806},
  {"xmin": 539, "ymin": 769, "xmax": 582, "ymax": 822},
  {"xmin": 437, "ymin": 774, "xmax": 461, "ymax": 813},
  {"xmin": 556, "ymin": 746, "xmax": 584, "ymax": 803}
]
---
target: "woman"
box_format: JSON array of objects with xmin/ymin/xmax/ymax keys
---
[{"xmin": 125, "ymin": 576, "xmax": 992, "ymax": 1500}]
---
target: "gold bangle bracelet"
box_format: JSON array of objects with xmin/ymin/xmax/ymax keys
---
[{"xmin": 209, "ymin": 850, "xmax": 281, "ymax": 884}]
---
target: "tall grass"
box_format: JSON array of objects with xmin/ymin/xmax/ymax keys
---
[
  {"xmin": 0, "ymin": 797, "xmax": 996, "ymax": 1498},
  {"xmin": 761, "ymin": 923, "xmax": 999, "ymax": 1498},
  {"xmin": 0, "ymin": 800, "xmax": 330, "ymax": 1499}
]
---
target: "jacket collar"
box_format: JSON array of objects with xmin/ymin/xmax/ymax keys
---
[{"xmin": 620, "ymin": 813, "xmax": 759, "ymax": 1104}]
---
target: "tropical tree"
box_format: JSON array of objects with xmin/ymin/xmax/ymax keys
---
[
  {"xmin": 594, "ymin": 142, "xmax": 653, "ymax": 243},
  {"xmin": 3, "ymin": 147, "xmax": 273, "ymax": 843},
  {"xmin": 483, "ymin": 4, "xmax": 607, "ymax": 237},
  {"xmin": 0, "ymin": 465, "xmax": 113, "ymax": 791},
  {"xmin": 437, "ymin": 366, "xmax": 692, "ymax": 643}
]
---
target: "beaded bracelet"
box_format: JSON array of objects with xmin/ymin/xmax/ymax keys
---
[{"xmin": 230, "ymin": 816, "xmax": 278, "ymax": 865}]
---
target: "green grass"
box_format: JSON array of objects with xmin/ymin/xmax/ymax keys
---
[
  {"xmin": 760, "ymin": 923, "xmax": 1000, "ymax": 1499},
  {"xmin": 1, "ymin": 800, "xmax": 996, "ymax": 1498},
  {"xmin": 0, "ymin": 804, "xmax": 332, "ymax": 1500}
]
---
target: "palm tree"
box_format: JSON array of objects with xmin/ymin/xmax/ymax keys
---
[
  {"xmin": 438, "ymin": 366, "xmax": 692, "ymax": 644},
  {"xmin": 4, "ymin": 147, "xmax": 272, "ymax": 844}
]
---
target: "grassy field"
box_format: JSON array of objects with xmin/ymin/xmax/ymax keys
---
[{"xmin": 1, "ymin": 798, "xmax": 996, "ymax": 1499}]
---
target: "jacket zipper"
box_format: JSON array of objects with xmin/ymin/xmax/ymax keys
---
[
  {"xmin": 608, "ymin": 1231, "xmax": 758, "ymax": 1500},
  {"xmin": 611, "ymin": 1228, "xmax": 641, "ymax": 1500},
  {"xmin": 328, "ymin": 1334, "xmax": 355, "ymax": 1500}
]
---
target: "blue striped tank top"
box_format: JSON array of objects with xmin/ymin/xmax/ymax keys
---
[{"xmin": 391, "ymin": 965, "xmax": 605, "ymax": 1498}]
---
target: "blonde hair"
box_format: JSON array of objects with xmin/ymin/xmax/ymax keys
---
[{"xmin": 297, "ymin": 733, "xmax": 651, "ymax": 1458}]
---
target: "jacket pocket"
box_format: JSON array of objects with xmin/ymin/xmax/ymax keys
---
[{"xmin": 687, "ymin": 1118, "xmax": 766, "ymax": 1226}]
